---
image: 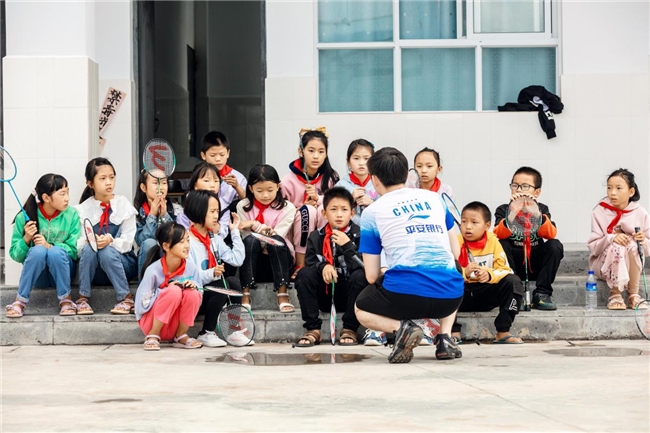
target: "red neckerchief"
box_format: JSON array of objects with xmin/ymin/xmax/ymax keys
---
[
  {"xmin": 190, "ymin": 226, "xmax": 216, "ymax": 268},
  {"xmin": 599, "ymin": 201, "xmax": 631, "ymax": 234},
  {"xmin": 218, "ymin": 165, "xmax": 233, "ymax": 178},
  {"xmin": 322, "ymin": 224, "xmax": 351, "ymax": 294},
  {"xmin": 291, "ymin": 159, "xmax": 323, "ymax": 201},
  {"xmin": 430, "ymin": 177, "xmax": 442, "ymax": 193},
  {"xmin": 38, "ymin": 203, "xmax": 60, "ymax": 221},
  {"xmin": 160, "ymin": 258, "xmax": 187, "ymax": 288},
  {"xmin": 349, "ymin": 172, "xmax": 370, "ymax": 187},
  {"xmin": 142, "ymin": 202, "xmax": 151, "ymax": 217},
  {"xmin": 99, "ymin": 202, "xmax": 111, "ymax": 234},
  {"xmin": 253, "ymin": 200, "xmax": 270, "ymax": 224},
  {"xmin": 458, "ymin": 232, "xmax": 487, "ymax": 268}
]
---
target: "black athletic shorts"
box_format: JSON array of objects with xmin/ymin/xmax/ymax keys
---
[{"xmin": 355, "ymin": 277, "xmax": 463, "ymax": 320}]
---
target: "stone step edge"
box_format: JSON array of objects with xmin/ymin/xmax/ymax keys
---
[{"xmin": 0, "ymin": 307, "xmax": 637, "ymax": 324}]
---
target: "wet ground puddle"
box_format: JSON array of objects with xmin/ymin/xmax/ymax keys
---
[
  {"xmin": 545, "ymin": 347, "xmax": 649, "ymax": 357},
  {"xmin": 206, "ymin": 352, "xmax": 373, "ymax": 365}
]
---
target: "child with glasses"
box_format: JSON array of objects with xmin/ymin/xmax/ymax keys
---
[{"xmin": 493, "ymin": 167, "xmax": 564, "ymax": 310}]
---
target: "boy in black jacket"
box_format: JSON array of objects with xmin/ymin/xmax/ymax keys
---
[
  {"xmin": 295, "ymin": 187, "xmax": 367, "ymax": 347},
  {"xmin": 494, "ymin": 166, "xmax": 564, "ymax": 310}
]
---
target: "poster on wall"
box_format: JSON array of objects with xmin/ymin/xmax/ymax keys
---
[{"xmin": 99, "ymin": 87, "xmax": 127, "ymax": 146}]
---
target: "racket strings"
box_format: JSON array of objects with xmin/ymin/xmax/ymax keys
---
[
  {"xmin": 143, "ymin": 141, "xmax": 175, "ymax": 176},
  {"xmin": 0, "ymin": 150, "xmax": 17, "ymax": 181}
]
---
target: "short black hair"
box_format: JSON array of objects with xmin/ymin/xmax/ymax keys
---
[
  {"xmin": 188, "ymin": 162, "xmax": 221, "ymax": 192},
  {"xmin": 323, "ymin": 187, "xmax": 355, "ymax": 210},
  {"xmin": 462, "ymin": 201, "xmax": 491, "ymax": 224},
  {"xmin": 367, "ymin": 147, "xmax": 408, "ymax": 187},
  {"xmin": 183, "ymin": 190, "xmax": 221, "ymax": 225},
  {"xmin": 512, "ymin": 166, "xmax": 543, "ymax": 189},
  {"xmin": 201, "ymin": 131, "xmax": 230, "ymax": 153}
]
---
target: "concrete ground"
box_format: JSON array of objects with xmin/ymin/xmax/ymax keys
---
[{"xmin": 1, "ymin": 340, "xmax": 649, "ymax": 432}]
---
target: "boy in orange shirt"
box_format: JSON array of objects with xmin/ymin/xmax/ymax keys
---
[
  {"xmin": 453, "ymin": 202, "xmax": 524, "ymax": 344},
  {"xmin": 494, "ymin": 167, "xmax": 563, "ymax": 310}
]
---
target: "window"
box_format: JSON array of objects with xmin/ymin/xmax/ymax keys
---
[{"xmin": 317, "ymin": 0, "xmax": 558, "ymax": 112}]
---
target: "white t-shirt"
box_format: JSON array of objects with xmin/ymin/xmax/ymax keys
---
[{"xmin": 359, "ymin": 187, "xmax": 463, "ymax": 299}]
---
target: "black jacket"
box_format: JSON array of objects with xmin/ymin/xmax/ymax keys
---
[
  {"xmin": 494, "ymin": 202, "xmax": 556, "ymax": 248},
  {"xmin": 305, "ymin": 222, "xmax": 363, "ymax": 278},
  {"xmin": 498, "ymin": 86, "xmax": 564, "ymax": 139}
]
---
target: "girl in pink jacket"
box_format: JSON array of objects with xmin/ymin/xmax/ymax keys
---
[
  {"xmin": 281, "ymin": 128, "xmax": 339, "ymax": 279},
  {"xmin": 588, "ymin": 169, "xmax": 649, "ymax": 310}
]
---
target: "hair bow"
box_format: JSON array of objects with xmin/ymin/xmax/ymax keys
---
[{"xmin": 298, "ymin": 126, "xmax": 329, "ymax": 139}]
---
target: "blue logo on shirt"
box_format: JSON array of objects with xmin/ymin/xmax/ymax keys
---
[{"xmin": 393, "ymin": 201, "xmax": 432, "ymax": 216}]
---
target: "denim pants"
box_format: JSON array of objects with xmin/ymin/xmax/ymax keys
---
[
  {"xmin": 240, "ymin": 234, "xmax": 293, "ymax": 290},
  {"xmin": 78, "ymin": 244, "xmax": 137, "ymax": 301},
  {"xmin": 137, "ymin": 238, "xmax": 159, "ymax": 280},
  {"xmin": 17, "ymin": 246, "xmax": 76, "ymax": 303}
]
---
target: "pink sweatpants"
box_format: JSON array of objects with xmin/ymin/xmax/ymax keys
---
[
  {"xmin": 291, "ymin": 204, "xmax": 325, "ymax": 254},
  {"xmin": 138, "ymin": 285, "xmax": 202, "ymax": 341}
]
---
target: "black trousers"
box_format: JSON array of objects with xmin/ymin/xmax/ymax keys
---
[
  {"xmin": 499, "ymin": 239, "xmax": 563, "ymax": 296},
  {"xmin": 295, "ymin": 267, "xmax": 367, "ymax": 332},
  {"xmin": 198, "ymin": 276, "xmax": 241, "ymax": 334},
  {"xmin": 240, "ymin": 234, "xmax": 293, "ymax": 290},
  {"xmin": 452, "ymin": 274, "xmax": 523, "ymax": 334}
]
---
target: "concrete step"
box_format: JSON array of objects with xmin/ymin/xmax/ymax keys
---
[
  {"xmin": 1, "ymin": 306, "xmax": 644, "ymax": 346},
  {"xmin": 2, "ymin": 274, "xmax": 631, "ymax": 313}
]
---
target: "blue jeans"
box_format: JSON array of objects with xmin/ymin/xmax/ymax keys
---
[
  {"xmin": 17, "ymin": 246, "xmax": 76, "ymax": 303},
  {"xmin": 78, "ymin": 245, "xmax": 137, "ymax": 301},
  {"xmin": 137, "ymin": 238, "xmax": 159, "ymax": 280}
]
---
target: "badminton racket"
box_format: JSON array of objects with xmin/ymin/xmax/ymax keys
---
[
  {"xmin": 83, "ymin": 218, "xmax": 98, "ymax": 252},
  {"xmin": 217, "ymin": 300, "xmax": 256, "ymax": 347},
  {"xmin": 406, "ymin": 168, "xmax": 420, "ymax": 189},
  {"xmin": 0, "ymin": 146, "xmax": 29, "ymax": 222},
  {"xmin": 634, "ymin": 227, "xmax": 649, "ymax": 340},
  {"xmin": 507, "ymin": 196, "xmax": 542, "ymax": 311},
  {"xmin": 250, "ymin": 231, "xmax": 285, "ymax": 247},
  {"xmin": 143, "ymin": 139, "xmax": 176, "ymax": 222},
  {"xmin": 330, "ymin": 226, "xmax": 338, "ymax": 346},
  {"xmin": 441, "ymin": 193, "xmax": 475, "ymax": 277}
]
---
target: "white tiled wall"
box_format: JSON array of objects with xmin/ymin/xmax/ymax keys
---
[
  {"xmin": 3, "ymin": 56, "xmax": 99, "ymax": 285},
  {"xmin": 265, "ymin": 73, "xmax": 650, "ymax": 246}
]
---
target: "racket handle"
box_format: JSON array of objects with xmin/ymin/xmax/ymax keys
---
[{"xmin": 635, "ymin": 227, "xmax": 644, "ymax": 260}]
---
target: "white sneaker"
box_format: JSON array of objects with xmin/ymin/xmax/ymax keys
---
[
  {"xmin": 197, "ymin": 331, "xmax": 227, "ymax": 348},
  {"xmin": 363, "ymin": 329, "xmax": 387, "ymax": 346},
  {"xmin": 228, "ymin": 329, "xmax": 255, "ymax": 346},
  {"xmin": 419, "ymin": 335, "xmax": 434, "ymax": 346}
]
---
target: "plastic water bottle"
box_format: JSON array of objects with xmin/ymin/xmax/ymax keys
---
[{"xmin": 586, "ymin": 270, "xmax": 598, "ymax": 310}]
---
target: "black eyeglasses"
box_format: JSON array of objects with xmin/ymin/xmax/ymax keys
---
[{"xmin": 509, "ymin": 183, "xmax": 536, "ymax": 191}]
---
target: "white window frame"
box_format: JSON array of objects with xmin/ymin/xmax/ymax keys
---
[{"xmin": 315, "ymin": 0, "xmax": 560, "ymax": 114}]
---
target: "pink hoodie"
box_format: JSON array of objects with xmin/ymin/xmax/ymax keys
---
[
  {"xmin": 587, "ymin": 198, "xmax": 650, "ymax": 270},
  {"xmin": 281, "ymin": 160, "xmax": 335, "ymax": 208}
]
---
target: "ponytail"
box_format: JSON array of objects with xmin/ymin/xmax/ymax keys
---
[
  {"xmin": 15, "ymin": 194, "xmax": 39, "ymax": 232},
  {"xmin": 140, "ymin": 244, "xmax": 163, "ymax": 281}
]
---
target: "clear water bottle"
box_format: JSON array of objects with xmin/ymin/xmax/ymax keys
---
[{"xmin": 586, "ymin": 270, "xmax": 598, "ymax": 310}]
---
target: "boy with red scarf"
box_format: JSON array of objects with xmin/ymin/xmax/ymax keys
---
[
  {"xmin": 452, "ymin": 202, "xmax": 524, "ymax": 344},
  {"xmin": 200, "ymin": 131, "xmax": 247, "ymax": 214},
  {"xmin": 494, "ymin": 166, "xmax": 563, "ymax": 311},
  {"xmin": 294, "ymin": 187, "xmax": 367, "ymax": 347}
]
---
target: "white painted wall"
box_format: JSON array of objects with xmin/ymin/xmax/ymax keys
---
[{"xmin": 264, "ymin": 0, "xmax": 650, "ymax": 246}]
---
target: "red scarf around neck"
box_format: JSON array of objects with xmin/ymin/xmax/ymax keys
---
[
  {"xmin": 160, "ymin": 257, "xmax": 186, "ymax": 288},
  {"xmin": 142, "ymin": 202, "xmax": 151, "ymax": 217},
  {"xmin": 458, "ymin": 232, "xmax": 487, "ymax": 268},
  {"xmin": 429, "ymin": 177, "xmax": 442, "ymax": 193},
  {"xmin": 349, "ymin": 172, "xmax": 370, "ymax": 188},
  {"xmin": 599, "ymin": 201, "xmax": 631, "ymax": 234},
  {"xmin": 322, "ymin": 224, "xmax": 351, "ymax": 294},
  {"xmin": 190, "ymin": 226, "xmax": 216, "ymax": 268},
  {"xmin": 218, "ymin": 165, "xmax": 233, "ymax": 178},
  {"xmin": 253, "ymin": 200, "xmax": 270, "ymax": 224},
  {"xmin": 99, "ymin": 202, "xmax": 111, "ymax": 234},
  {"xmin": 293, "ymin": 159, "xmax": 323, "ymax": 201},
  {"xmin": 38, "ymin": 203, "xmax": 61, "ymax": 221}
]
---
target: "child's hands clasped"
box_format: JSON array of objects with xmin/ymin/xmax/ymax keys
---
[
  {"xmin": 96, "ymin": 234, "xmax": 113, "ymax": 250},
  {"xmin": 150, "ymin": 194, "xmax": 167, "ymax": 217},
  {"xmin": 322, "ymin": 264, "xmax": 338, "ymax": 284},
  {"xmin": 23, "ymin": 221, "xmax": 38, "ymax": 245},
  {"xmin": 465, "ymin": 262, "xmax": 490, "ymax": 283},
  {"xmin": 353, "ymin": 188, "xmax": 373, "ymax": 207}
]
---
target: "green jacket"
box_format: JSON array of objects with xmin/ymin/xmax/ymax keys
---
[{"xmin": 10, "ymin": 206, "xmax": 81, "ymax": 263}]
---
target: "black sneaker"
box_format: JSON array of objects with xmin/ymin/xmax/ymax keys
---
[
  {"xmin": 532, "ymin": 293, "xmax": 557, "ymax": 310},
  {"xmin": 387, "ymin": 320, "xmax": 424, "ymax": 364},
  {"xmin": 435, "ymin": 333, "xmax": 463, "ymax": 360}
]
